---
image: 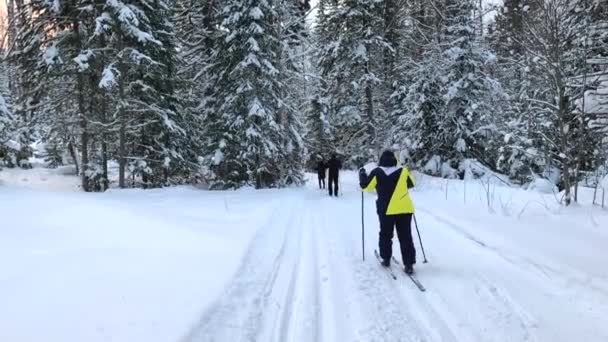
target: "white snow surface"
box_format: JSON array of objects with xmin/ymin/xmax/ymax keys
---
[
  {"xmin": 527, "ymin": 177, "xmax": 557, "ymax": 194},
  {"xmin": 2, "ymin": 168, "xmax": 608, "ymax": 342},
  {"xmin": 601, "ymin": 174, "xmax": 608, "ymax": 190}
]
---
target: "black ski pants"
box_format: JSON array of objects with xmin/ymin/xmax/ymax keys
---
[
  {"xmin": 328, "ymin": 173, "xmax": 339, "ymax": 196},
  {"xmin": 318, "ymin": 175, "xmax": 325, "ymax": 189},
  {"xmin": 378, "ymin": 213, "xmax": 416, "ymax": 265}
]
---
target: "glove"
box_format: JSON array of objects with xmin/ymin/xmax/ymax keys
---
[{"xmin": 359, "ymin": 168, "xmax": 368, "ymax": 188}]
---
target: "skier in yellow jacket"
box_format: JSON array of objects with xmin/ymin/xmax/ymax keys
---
[{"xmin": 359, "ymin": 150, "xmax": 417, "ymax": 274}]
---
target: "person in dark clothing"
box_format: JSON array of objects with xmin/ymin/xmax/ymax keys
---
[
  {"xmin": 327, "ymin": 154, "xmax": 342, "ymax": 197},
  {"xmin": 359, "ymin": 150, "xmax": 417, "ymax": 274},
  {"xmin": 316, "ymin": 159, "xmax": 326, "ymax": 189}
]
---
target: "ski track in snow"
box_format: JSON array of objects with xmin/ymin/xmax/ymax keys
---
[
  {"xmin": 181, "ymin": 177, "xmax": 608, "ymax": 342},
  {"xmin": 181, "ymin": 194, "xmax": 301, "ymax": 342},
  {"xmin": 415, "ymin": 207, "xmax": 608, "ymax": 342}
]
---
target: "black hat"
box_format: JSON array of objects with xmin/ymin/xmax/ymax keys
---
[{"xmin": 379, "ymin": 150, "xmax": 397, "ymax": 167}]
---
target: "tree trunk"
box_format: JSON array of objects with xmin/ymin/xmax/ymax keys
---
[
  {"xmin": 141, "ymin": 126, "xmax": 148, "ymax": 188},
  {"xmin": 79, "ymin": 107, "xmax": 89, "ymax": 192},
  {"xmin": 99, "ymin": 34, "xmax": 109, "ymax": 191},
  {"xmin": 68, "ymin": 140, "xmax": 79, "ymax": 176},
  {"xmin": 559, "ymin": 94, "xmax": 571, "ymax": 206},
  {"xmin": 118, "ymin": 111, "xmax": 126, "ymax": 188},
  {"xmin": 73, "ymin": 20, "xmax": 90, "ymax": 192},
  {"xmin": 101, "ymin": 96, "xmax": 109, "ymax": 191},
  {"xmin": 574, "ymin": 163, "xmax": 579, "ymax": 203},
  {"xmin": 365, "ymin": 60, "xmax": 376, "ymax": 151},
  {"xmin": 118, "ymin": 41, "xmax": 127, "ymax": 189}
]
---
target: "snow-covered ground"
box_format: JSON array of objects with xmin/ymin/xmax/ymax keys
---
[
  {"xmin": 0, "ymin": 165, "xmax": 80, "ymax": 191},
  {"xmin": 1, "ymin": 167, "xmax": 608, "ymax": 342}
]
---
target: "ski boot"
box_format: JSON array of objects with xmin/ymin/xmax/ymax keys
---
[{"xmin": 404, "ymin": 264, "xmax": 414, "ymax": 275}]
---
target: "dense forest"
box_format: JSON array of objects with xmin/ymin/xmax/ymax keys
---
[{"xmin": 0, "ymin": 0, "xmax": 606, "ymax": 205}]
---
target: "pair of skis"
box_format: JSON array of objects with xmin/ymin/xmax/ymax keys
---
[{"xmin": 374, "ymin": 250, "xmax": 426, "ymax": 292}]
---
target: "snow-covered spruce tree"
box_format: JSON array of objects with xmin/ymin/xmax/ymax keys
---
[
  {"xmin": 316, "ymin": 0, "xmax": 393, "ymax": 166},
  {"xmin": 7, "ymin": 0, "xmax": 107, "ymax": 186},
  {"xmin": 174, "ymin": 0, "xmax": 218, "ymax": 66},
  {"xmin": 388, "ymin": 0, "xmax": 441, "ymax": 164},
  {"xmin": 489, "ymin": 0, "xmax": 545, "ymax": 183},
  {"xmin": 5, "ymin": 0, "xmax": 52, "ymax": 169},
  {"xmin": 0, "ymin": 56, "xmax": 15, "ymax": 168},
  {"xmin": 588, "ymin": 1, "xmax": 608, "ymax": 160},
  {"xmin": 131, "ymin": 1, "xmax": 194, "ymax": 187},
  {"xmin": 375, "ymin": 0, "xmax": 409, "ymax": 156},
  {"xmin": 306, "ymin": 0, "xmax": 336, "ymax": 163},
  {"xmin": 174, "ymin": 0, "xmax": 219, "ymax": 161},
  {"xmin": 201, "ymin": 0, "xmax": 300, "ymax": 189},
  {"xmin": 571, "ymin": 0, "xmax": 608, "ymax": 200},
  {"xmin": 391, "ymin": 43, "xmax": 446, "ymax": 169},
  {"xmin": 516, "ymin": 0, "xmax": 598, "ymax": 204},
  {"xmin": 283, "ymin": 0, "xmax": 311, "ymax": 43},
  {"xmin": 275, "ymin": 0, "xmax": 309, "ymax": 184},
  {"xmin": 394, "ymin": 0, "xmax": 503, "ymax": 172},
  {"xmin": 304, "ymin": 94, "xmax": 332, "ymax": 165},
  {"xmin": 438, "ymin": 0, "xmax": 504, "ymax": 168},
  {"xmin": 0, "ymin": 94, "xmax": 12, "ymax": 169},
  {"xmin": 96, "ymin": 0, "xmax": 188, "ymax": 188}
]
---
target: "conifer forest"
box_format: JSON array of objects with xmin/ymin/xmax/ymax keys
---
[{"xmin": 0, "ymin": 0, "xmax": 606, "ymax": 205}]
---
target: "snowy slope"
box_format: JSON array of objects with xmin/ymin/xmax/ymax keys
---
[{"xmin": 1, "ymin": 169, "xmax": 608, "ymax": 342}]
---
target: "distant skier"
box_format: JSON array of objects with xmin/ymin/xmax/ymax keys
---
[
  {"xmin": 359, "ymin": 150, "xmax": 417, "ymax": 274},
  {"xmin": 316, "ymin": 158, "xmax": 326, "ymax": 189},
  {"xmin": 327, "ymin": 153, "xmax": 342, "ymax": 197}
]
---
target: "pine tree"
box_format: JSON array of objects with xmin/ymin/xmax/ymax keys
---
[
  {"xmin": 0, "ymin": 94, "xmax": 12, "ymax": 168},
  {"xmin": 441, "ymin": 0, "xmax": 504, "ymax": 167},
  {"xmin": 200, "ymin": 0, "xmax": 299, "ymax": 189},
  {"xmin": 95, "ymin": 0, "xmax": 188, "ymax": 188},
  {"xmin": 490, "ymin": 0, "xmax": 544, "ymax": 183},
  {"xmin": 131, "ymin": 0, "xmax": 192, "ymax": 187},
  {"xmin": 0, "ymin": 57, "xmax": 15, "ymax": 168},
  {"xmin": 284, "ymin": 0, "xmax": 311, "ymax": 43},
  {"xmin": 392, "ymin": 43, "xmax": 445, "ymax": 167},
  {"xmin": 515, "ymin": 0, "xmax": 598, "ymax": 204},
  {"xmin": 6, "ymin": 0, "xmax": 105, "ymax": 181},
  {"xmin": 393, "ymin": 0, "xmax": 503, "ymax": 171},
  {"xmin": 316, "ymin": 0, "xmax": 394, "ymax": 165},
  {"xmin": 276, "ymin": 0, "xmax": 309, "ymax": 184},
  {"xmin": 588, "ymin": 0, "xmax": 608, "ymax": 142},
  {"xmin": 306, "ymin": 0, "xmax": 335, "ymax": 163},
  {"xmin": 388, "ymin": 0, "xmax": 439, "ymax": 163},
  {"xmin": 174, "ymin": 0, "xmax": 221, "ymax": 185},
  {"xmin": 5, "ymin": 0, "xmax": 51, "ymax": 169}
]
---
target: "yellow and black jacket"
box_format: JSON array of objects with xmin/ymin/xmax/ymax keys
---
[{"xmin": 360, "ymin": 166, "xmax": 416, "ymax": 215}]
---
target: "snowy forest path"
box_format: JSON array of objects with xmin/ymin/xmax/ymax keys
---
[
  {"xmin": 181, "ymin": 178, "xmax": 436, "ymax": 342},
  {"xmin": 182, "ymin": 175, "xmax": 608, "ymax": 342}
]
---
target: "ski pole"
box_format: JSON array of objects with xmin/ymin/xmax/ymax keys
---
[
  {"xmin": 361, "ymin": 191, "xmax": 365, "ymax": 261},
  {"xmin": 413, "ymin": 214, "xmax": 428, "ymax": 263}
]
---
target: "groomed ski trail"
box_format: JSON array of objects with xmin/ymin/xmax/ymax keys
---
[{"xmin": 183, "ymin": 175, "xmax": 608, "ymax": 342}]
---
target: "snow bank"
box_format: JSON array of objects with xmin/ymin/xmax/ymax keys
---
[
  {"xmin": 423, "ymin": 155, "xmax": 441, "ymax": 175},
  {"xmin": 527, "ymin": 177, "xmax": 557, "ymax": 194}
]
